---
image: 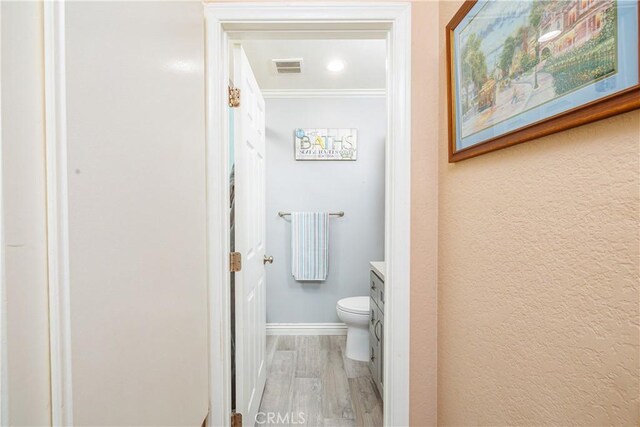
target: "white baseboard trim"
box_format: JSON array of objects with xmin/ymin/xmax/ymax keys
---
[{"xmin": 266, "ymin": 322, "xmax": 347, "ymax": 336}]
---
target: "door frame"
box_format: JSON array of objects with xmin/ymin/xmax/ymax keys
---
[
  {"xmin": 204, "ymin": 3, "xmax": 412, "ymax": 426},
  {"xmin": 43, "ymin": 2, "xmax": 75, "ymax": 425},
  {"xmin": 0, "ymin": 3, "xmax": 6, "ymax": 423}
]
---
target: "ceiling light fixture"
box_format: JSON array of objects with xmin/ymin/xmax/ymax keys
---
[{"xmin": 327, "ymin": 60, "xmax": 345, "ymax": 72}]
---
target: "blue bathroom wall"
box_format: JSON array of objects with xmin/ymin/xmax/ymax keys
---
[{"xmin": 265, "ymin": 97, "xmax": 386, "ymax": 323}]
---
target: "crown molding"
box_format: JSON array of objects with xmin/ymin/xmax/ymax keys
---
[{"xmin": 261, "ymin": 88, "xmax": 386, "ymax": 99}]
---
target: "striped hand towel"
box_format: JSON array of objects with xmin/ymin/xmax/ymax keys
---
[{"xmin": 291, "ymin": 212, "xmax": 329, "ymax": 281}]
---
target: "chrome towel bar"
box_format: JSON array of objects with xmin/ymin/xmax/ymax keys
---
[{"xmin": 278, "ymin": 211, "xmax": 344, "ymax": 218}]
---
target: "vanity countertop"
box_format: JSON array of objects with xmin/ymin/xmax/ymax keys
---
[{"xmin": 370, "ymin": 261, "xmax": 386, "ymax": 281}]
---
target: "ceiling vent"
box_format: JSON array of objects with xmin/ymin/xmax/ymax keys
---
[{"xmin": 273, "ymin": 58, "xmax": 303, "ymax": 74}]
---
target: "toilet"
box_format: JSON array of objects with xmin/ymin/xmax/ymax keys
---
[{"xmin": 336, "ymin": 296, "xmax": 370, "ymax": 362}]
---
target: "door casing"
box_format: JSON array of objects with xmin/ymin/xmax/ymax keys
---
[
  {"xmin": 0, "ymin": 3, "xmax": 6, "ymax": 424},
  {"xmin": 205, "ymin": 3, "xmax": 413, "ymax": 426}
]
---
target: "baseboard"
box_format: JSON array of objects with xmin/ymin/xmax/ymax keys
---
[{"xmin": 266, "ymin": 323, "xmax": 347, "ymax": 336}]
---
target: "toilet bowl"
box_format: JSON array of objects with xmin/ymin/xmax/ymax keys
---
[{"xmin": 336, "ymin": 296, "xmax": 370, "ymax": 362}]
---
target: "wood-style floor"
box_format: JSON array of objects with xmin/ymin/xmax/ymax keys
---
[{"xmin": 257, "ymin": 335, "xmax": 383, "ymax": 427}]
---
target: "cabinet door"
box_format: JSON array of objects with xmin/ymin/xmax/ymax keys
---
[
  {"xmin": 370, "ymin": 271, "xmax": 384, "ymax": 313},
  {"xmin": 370, "ymin": 270, "xmax": 381, "ymax": 307},
  {"xmin": 369, "ymin": 330, "xmax": 378, "ymax": 381},
  {"xmin": 369, "ymin": 300, "xmax": 378, "ymax": 338},
  {"xmin": 377, "ymin": 310, "xmax": 384, "ymax": 393}
]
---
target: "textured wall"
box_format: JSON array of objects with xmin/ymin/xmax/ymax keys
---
[
  {"xmin": 264, "ymin": 98, "xmax": 386, "ymax": 323},
  {"xmin": 437, "ymin": 1, "xmax": 640, "ymax": 425},
  {"xmin": 409, "ymin": 2, "xmax": 440, "ymax": 425}
]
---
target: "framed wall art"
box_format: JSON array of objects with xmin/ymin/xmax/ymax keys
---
[
  {"xmin": 446, "ymin": 0, "xmax": 640, "ymax": 162},
  {"xmin": 294, "ymin": 128, "xmax": 358, "ymax": 161}
]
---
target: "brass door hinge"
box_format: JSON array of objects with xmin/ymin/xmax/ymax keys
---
[
  {"xmin": 231, "ymin": 412, "xmax": 242, "ymax": 427},
  {"xmin": 230, "ymin": 252, "xmax": 242, "ymax": 272},
  {"xmin": 228, "ymin": 86, "xmax": 240, "ymax": 108}
]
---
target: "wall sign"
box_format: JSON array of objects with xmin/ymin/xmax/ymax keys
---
[
  {"xmin": 446, "ymin": 0, "xmax": 640, "ymax": 162},
  {"xmin": 294, "ymin": 128, "xmax": 357, "ymax": 161}
]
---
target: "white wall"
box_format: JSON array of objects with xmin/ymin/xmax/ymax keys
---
[
  {"xmin": 265, "ymin": 97, "xmax": 386, "ymax": 323},
  {"xmin": 1, "ymin": 2, "xmax": 52, "ymax": 425},
  {"xmin": 63, "ymin": 2, "xmax": 209, "ymax": 424}
]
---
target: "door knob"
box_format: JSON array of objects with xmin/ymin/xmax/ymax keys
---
[{"xmin": 263, "ymin": 255, "xmax": 274, "ymax": 264}]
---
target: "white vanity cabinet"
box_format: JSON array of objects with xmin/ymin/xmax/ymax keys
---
[{"xmin": 369, "ymin": 262, "xmax": 385, "ymax": 397}]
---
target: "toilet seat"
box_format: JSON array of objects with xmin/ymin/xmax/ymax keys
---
[{"xmin": 337, "ymin": 296, "xmax": 369, "ymax": 315}]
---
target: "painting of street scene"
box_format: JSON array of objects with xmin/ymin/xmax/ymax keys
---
[{"xmin": 458, "ymin": 0, "xmax": 617, "ymax": 138}]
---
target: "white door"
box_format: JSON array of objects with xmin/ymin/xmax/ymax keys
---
[
  {"xmin": 62, "ymin": 2, "xmax": 209, "ymax": 425},
  {"xmin": 233, "ymin": 44, "xmax": 267, "ymax": 426}
]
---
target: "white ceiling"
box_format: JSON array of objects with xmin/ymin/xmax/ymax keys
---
[{"xmin": 241, "ymin": 39, "xmax": 387, "ymax": 91}]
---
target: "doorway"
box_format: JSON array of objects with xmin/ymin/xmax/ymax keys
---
[{"xmin": 205, "ymin": 4, "xmax": 411, "ymax": 426}]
